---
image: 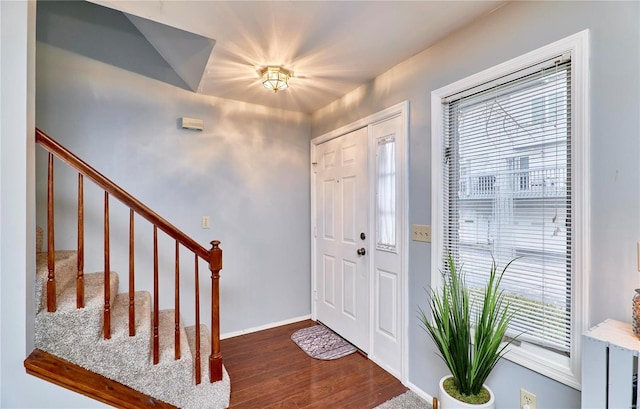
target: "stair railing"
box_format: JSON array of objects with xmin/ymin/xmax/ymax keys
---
[{"xmin": 36, "ymin": 128, "xmax": 223, "ymax": 384}]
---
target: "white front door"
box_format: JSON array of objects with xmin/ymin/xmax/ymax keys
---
[
  {"xmin": 314, "ymin": 127, "xmax": 369, "ymax": 352},
  {"xmin": 370, "ymin": 115, "xmax": 404, "ymax": 377}
]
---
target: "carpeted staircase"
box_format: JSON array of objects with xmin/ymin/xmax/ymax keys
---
[{"xmin": 33, "ymin": 243, "xmax": 231, "ymax": 408}]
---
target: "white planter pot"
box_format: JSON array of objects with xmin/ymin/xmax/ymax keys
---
[{"xmin": 438, "ymin": 376, "xmax": 496, "ymax": 409}]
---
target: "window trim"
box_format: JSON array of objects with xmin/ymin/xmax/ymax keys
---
[{"xmin": 430, "ymin": 30, "xmax": 589, "ymax": 390}]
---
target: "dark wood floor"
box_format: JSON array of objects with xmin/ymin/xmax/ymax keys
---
[{"xmin": 221, "ymin": 320, "xmax": 408, "ymax": 409}]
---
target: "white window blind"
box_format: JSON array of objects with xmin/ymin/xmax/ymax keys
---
[{"xmin": 441, "ymin": 56, "xmax": 572, "ymax": 354}]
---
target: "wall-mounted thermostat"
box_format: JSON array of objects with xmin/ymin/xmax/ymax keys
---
[{"xmin": 181, "ymin": 117, "xmax": 204, "ymax": 131}]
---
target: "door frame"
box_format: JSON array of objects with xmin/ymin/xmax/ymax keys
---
[{"xmin": 310, "ymin": 101, "xmax": 409, "ymax": 384}]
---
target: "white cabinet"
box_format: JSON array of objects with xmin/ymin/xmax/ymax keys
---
[{"xmin": 582, "ymin": 319, "xmax": 640, "ymax": 408}]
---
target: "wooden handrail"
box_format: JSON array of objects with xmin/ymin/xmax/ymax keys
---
[{"xmin": 36, "ymin": 128, "xmax": 209, "ymax": 260}]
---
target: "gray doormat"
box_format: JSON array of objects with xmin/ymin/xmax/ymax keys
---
[
  {"xmin": 291, "ymin": 324, "xmax": 357, "ymax": 360},
  {"xmin": 374, "ymin": 391, "xmax": 431, "ymax": 409}
]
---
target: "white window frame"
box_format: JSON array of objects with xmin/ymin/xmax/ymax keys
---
[{"xmin": 430, "ymin": 30, "xmax": 589, "ymax": 390}]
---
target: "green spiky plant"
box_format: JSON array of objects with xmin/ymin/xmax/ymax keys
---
[{"xmin": 418, "ymin": 254, "xmax": 518, "ymax": 405}]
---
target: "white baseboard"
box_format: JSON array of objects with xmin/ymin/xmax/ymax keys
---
[
  {"xmin": 220, "ymin": 314, "xmax": 312, "ymax": 340},
  {"xmin": 407, "ymin": 382, "xmax": 434, "ymax": 406}
]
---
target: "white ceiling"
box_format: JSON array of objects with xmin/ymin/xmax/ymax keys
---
[{"xmin": 91, "ymin": 1, "xmax": 506, "ymax": 114}]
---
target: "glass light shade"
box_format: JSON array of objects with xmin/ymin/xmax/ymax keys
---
[{"xmin": 261, "ymin": 66, "xmax": 290, "ymax": 93}]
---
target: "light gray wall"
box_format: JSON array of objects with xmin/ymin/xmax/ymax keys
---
[
  {"xmin": 312, "ymin": 1, "xmax": 640, "ymax": 408},
  {"xmin": 35, "ymin": 1, "xmax": 312, "ymax": 337}
]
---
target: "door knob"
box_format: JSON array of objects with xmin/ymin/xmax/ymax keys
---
[
  {"xmin": 357, "ymin": 248, "xmax": 366, "ymax": 256},
  {"xmin": 360, "ymin": 232, "xmax": 366, "ymax": 240}
]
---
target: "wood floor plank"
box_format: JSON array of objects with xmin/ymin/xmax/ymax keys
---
[{"xmin": 221, "ymin": 320, "xmax": 407, "ymax": 408}]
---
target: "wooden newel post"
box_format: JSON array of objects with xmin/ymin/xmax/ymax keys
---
[{"xmin": 209, "ymin": 240, "xmax": 223, "ymax": 383}]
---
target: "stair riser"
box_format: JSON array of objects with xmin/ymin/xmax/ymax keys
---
[
  {"xmin": 35, "ymin": 307, "xmax": 104, "ymax": 352},
  {"xmin": 35, "ymin": 251, "xmax": 78, "ymax": 313},
  {"xmin": 130, "ymin": 357, "xmax": 194, "ymax": 406}
]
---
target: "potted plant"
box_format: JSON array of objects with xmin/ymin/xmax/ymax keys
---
[{"xmin": 418, "ymin": 254, "xmax": 518, "ymax": 408}]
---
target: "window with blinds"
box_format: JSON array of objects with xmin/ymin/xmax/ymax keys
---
[{"xmin": 441, "ymin": 56, "xmax": 573, "ymax": 355}]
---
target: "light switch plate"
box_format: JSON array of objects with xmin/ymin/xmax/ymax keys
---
[{"xmin": 412, "ymin": 224, "xmax": 431, "ymax": 242}]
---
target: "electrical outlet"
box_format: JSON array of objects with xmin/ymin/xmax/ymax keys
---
[
  {"xmin": 520, "ymin": 388, "xmax": 536, "ymax": 409},
  {"xmin": 201, "ymin": 216, "xmax": 210, "ymax": 229},
  {"xmin": 412, "ymin": 224, "xmax": 431, "ymax": 242}
]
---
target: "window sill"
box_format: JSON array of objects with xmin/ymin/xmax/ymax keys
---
[{"xmin": 502, "ymin": 341, "xmax": 581, "ymax": 390}]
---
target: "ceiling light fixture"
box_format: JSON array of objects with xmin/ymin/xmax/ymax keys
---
[{"xmin": 261, "ymin": 66, "xmax": 291, "ymax": 93}]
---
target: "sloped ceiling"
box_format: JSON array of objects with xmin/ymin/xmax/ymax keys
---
[
  {"xmin": 90, "ymin": 1, "xmax": 506, "ymax": 114},
  {"xmin": 125, "ymin": 14, "xmax": 216, "ymax": 93}
]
